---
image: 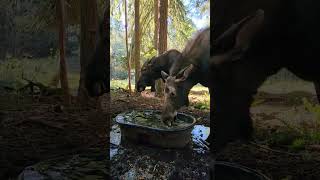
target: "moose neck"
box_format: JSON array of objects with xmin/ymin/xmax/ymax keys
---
[{"xmin": 152, "ymin": 54, "xmax": 176, "ymax": 80}]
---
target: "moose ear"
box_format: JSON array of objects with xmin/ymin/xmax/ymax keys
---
[
  {"xmin": 161, "ymin": 71, "xmax": 169, "ymax": 80},
  {"xmin": 212, "ymin": 9, "xmax": 264, "ymax": 65},
  {"xmin": 234, "ymin": 9, "xmax": 264, "ymax": 52},
  {"xmin": 146, "ymin": 56, "xmax": 154, "ymax": 65},
  {"xmin": 176, "ymin": 64, "xmax": 195, "ymax": 82}
]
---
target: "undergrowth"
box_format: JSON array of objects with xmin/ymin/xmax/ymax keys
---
[{"xmin": 256, "ymin": 97, "xmax": 320, "ymax": 152}]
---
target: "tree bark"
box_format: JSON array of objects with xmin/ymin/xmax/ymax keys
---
[
  {"xmin": 134, "ymin": 0, "xmax": 141, "ymax": 92},
  {"xmin": 78, "ymin": 0, "xmax": 98, "ymax": 104},
  {"xmin": 0, "ymin": 3, "xmax": 7, "ymax": 60},
  {"xmin": 158, "ymin": 0, "xmax": 168, "ymax": 56},
  {"xmin": 56, "ymin": 0, "xmax": 70, "ymax": 105},
  {"xmin": 156, "ymin": 0, "xmax": 168, "ymax": 97},
  {"xmin": 314, "ymin": 81, "xmax": 320, "ymax": 104},
  {"xmin": 125, "ymin": 0, "xmax": 132, "ymax": 93},
  {"xmin": 153, "ymin": 0, "xmax": 159, "ymax": 50}
]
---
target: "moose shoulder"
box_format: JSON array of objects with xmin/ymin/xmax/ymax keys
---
[{"xmin": 136, "ymin": 49, "xmax": 181, "ymax": 92}]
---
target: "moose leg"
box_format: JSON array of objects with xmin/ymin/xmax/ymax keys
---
[
  {"xmin": 151, "ymin": 81, "xmax": 156, "ymax": 92},
  {"xmin": 211, "ymin": 90, "xmax": 254, "ymax": 154},
  {"xmin": 313, "ymin": 81, "xmax": 320, "ymax": 103}
]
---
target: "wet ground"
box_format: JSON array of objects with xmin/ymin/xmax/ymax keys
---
[
  {"xmin": 110, "ymin": 124, "xmax": 211, "ymax": 179},
  {"xmin": 110, "ymin": 89, "xmax": 320, "ymax": 180}
]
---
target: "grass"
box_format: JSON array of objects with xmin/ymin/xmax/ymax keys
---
[
  {"xmin": 189, "ymin": 85, "xmax": 210, "ymax": 110},
  {"xmin": 110, "ymin": 79, "xmax": 136, "ymax": 90},
  {"xmin": 111, "ymin": 79, "xmax": 211, "ymax": 109},
  {"xmin": 0, "ymin": 58, "xmax": 80, "ymax": 94},
  {"xmin": 255, "ymin": 97, "xmax": 320, "ymax": 152}
]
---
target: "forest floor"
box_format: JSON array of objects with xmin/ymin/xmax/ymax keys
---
[
  {"xmin": 0, "ymin": 91, "xmax": 108, "ymax": 179},
  {"xmin": 110, "ymin": 88, "xmax": 320, "ymax": 180},
  {"xmin": 1, "ymin": 78, "xmax": 320, "ymax": 179}
]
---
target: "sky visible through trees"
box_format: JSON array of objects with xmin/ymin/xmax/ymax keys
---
[{"xmin": 110, "ymin": 0, "xmax": 210, "ymax": 81}]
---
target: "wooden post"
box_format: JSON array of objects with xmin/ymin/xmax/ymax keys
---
[{"xmin": 57, "ymin": 0, "xmax": 70, "ymax": 105}]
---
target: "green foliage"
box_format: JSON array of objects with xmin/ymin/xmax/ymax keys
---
[
  {"xmin": 193, "ymin": 101, "xmax": 209, "ymax": 110},
  {"xmin": 289, "ymin": 138, "xmax": 306, "ymax": 151},
  {"xmin": 190, "ymin": 90, "xmax": 210, "ymax": 110},
  {"xmin": 257, "ymin": 98, "xmax": 320, "ymax": 152},
  {"xmin": 268, "ymin": 129, "xmax": 300, "ymax": 146},
  {"xmin": 142, "ymin": 48, "xmax": 157, "ymax": 60},
  {"xmin": 110, "ymin": 0, "xmax": 209, "ymax": 78},
  {"xmin": 302, "ymin": 97, "xmax": 320, "ymax": 122},
  {"xmin": 308, "ymin": 131, "xmax": 320, "ymax": 144},
  {"xmin": 111, "ymin": 79, "xmax": 135, "ymax": 90},
  {"xmin": 251, "ymin": 99, "xmax": 265, "ymax": 107},
  {"xmin": 0, "ymin": 58, "xmax": 80, "ymax": 93},
  {"xmin": 0, "ymin": 58, "xmax": 56, "ymax": 83}
]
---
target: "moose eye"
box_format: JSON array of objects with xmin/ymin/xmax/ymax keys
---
[
  {"xmin": 170, "ymin": 92, "xmax": 176, "ymax": 97},
  {"xmin": 165, "ymin": 87, "xmax": 169, "ymax": 93}
]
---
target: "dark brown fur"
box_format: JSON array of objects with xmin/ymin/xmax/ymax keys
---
[
  {"xmin": 211, "ymin": 0, "xmax": 320, "ymax": 152},
  {"xmin": 137, "ymin": 49, "xmax": 181, "ymax": 92}
]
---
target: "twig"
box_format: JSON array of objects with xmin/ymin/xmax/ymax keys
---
[
  {"xmin": 249, "ymin": 141, "xmax": 302, "ymax": 156},
  {"xmin": 14, "ymin": 118, "xmax": 65, "ymax": 130}
]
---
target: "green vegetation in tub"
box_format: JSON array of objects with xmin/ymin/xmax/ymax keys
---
[{"xmin": 120, "ymin": 110, "xmax": 192, "ymax": 129}]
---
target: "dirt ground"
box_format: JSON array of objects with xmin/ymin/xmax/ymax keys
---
[
  {"xmin": 0, "ymin": 91, "xmax": 108, "ymax": 179},
  {"xmin": 110, "ymin": 88, "xmax": 320, "ymax": 180},
  {"xmin": 1, "ymin": 86, "xmax": 320, "ymax": 179}
]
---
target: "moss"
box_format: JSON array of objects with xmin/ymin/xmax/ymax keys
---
[{"xmin": 289, "ymin": 138, "xmax": 306, "ymax": 151}]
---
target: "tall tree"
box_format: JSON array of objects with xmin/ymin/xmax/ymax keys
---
[
  {"xmin": 134, "ymin": 0, "xmax": 141, "ymax": 91},
  {"xmin": 125, "ymin": 0, "xmax": 132, "ymax": 93},
  {"xmin": 314, "ymin": 82, "xmax": 320, "ymax": 103},
  {"xmin": 78, "ymin": 0, "xmax": 98, "ymax": 103},
  {"xmin": 0, "ymin": 1, "xmax": 8, "ymax": 60},
  {"xmin": 153, "ymin": 0, "xmax": 159, "ymax": 50},
  {"xmin": 156, "ymin": 0, "xmax": 168, "ymax": 96},
  {"xmin": 56, "ymin": 0, "xmax": 70, "ymax": 105},
  {"xmin": 154, "ymin": 0, "xmax": 162, "ymax": 97}
]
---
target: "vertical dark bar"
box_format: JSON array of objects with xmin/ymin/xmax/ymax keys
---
[
  {"xmin": 104, "ymin": 0, "xmax": 110, "ymax": 178},
  {"xmin": 209, "ymin": 0, "xmax": 215, "ymax": 179}
]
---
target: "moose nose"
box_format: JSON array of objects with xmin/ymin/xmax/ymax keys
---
[
  {"xmin": 161, "ymin": 111, "xmax": 177, "ymax": 127},
  {"xmin": 137, "ymin": 85, "xmax": 145, "ymax": 92}
]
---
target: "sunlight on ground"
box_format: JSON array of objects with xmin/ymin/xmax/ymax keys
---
[
  {"xmin": 0, "ymin": 58, "xmax": 80, "ymax": 94},
  {"xmin": 111, "ymin": 79, "xmax": 210, "ymax": 110},
  {"xmin": 110, "ymin": 78, "xmax": 316, "ymax": 111}
]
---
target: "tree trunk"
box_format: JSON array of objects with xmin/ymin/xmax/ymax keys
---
[
  {"xmin": 124, "ymin": 0, "xmax": 132, "ymax": 93},
  {"xmin": 154, "ymin": 0, "xmax": 161, "ymax": 96},
  {"xmin": 153, "ymin": 0, "xmax": 159, "ymax": 50},
  {"xmin": 11, "ymin": 0, "xmax": 17, "ymax": 57},
  {"xmin": 0, "ymin": 3, "xmax": 7, "ymax": 60},
  {"xmin": 314, "ymin": 81, "xmax": 320, "ymax": 104},
  {"xmin": 78, "ymin": 0, "xmax": 98, "ymax": 104},
  {"xmin": 134, "ymin": 0, "xmax": 141, "ymax": 92},
  {"xmin": 56, "ymin": 0, "xmax": 70, "ymax": 105},
  {"xmin": 156, "ymin": 0, "xmax": 168, "ymax": 97}
]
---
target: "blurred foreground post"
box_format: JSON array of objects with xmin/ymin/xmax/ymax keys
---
[
  {"xmin": 56, "ymin": 0, "xmax": 70, "ymax": 105},
  {"xmin": 78, "ymin": 0, "xmax": 98, "ymax": 104}
]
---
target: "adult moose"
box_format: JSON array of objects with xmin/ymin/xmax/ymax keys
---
[
  {"xmin": 162, "ymin": 1, "xmax": 320, "ymax": 152},
  {"xmin": 136, "ymin": 49, "xmax": 181, "ymax": 92},
  {"xmin": 211, "ymin": 0, "xmax": 320, "ymax": 152}
]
